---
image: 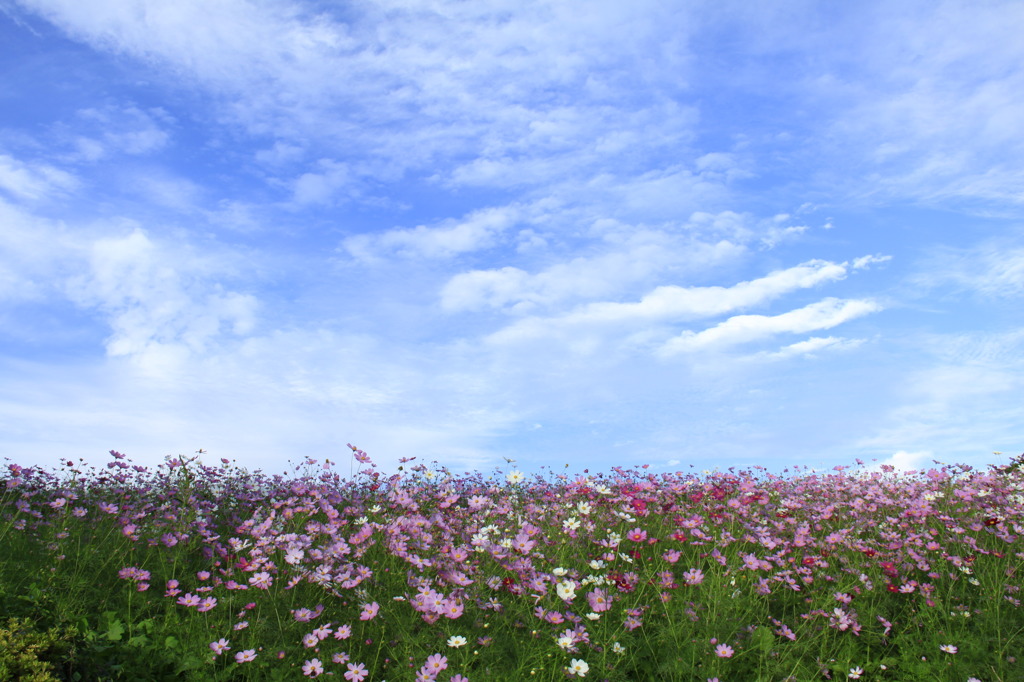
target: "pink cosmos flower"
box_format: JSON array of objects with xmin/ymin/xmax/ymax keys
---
[
  {"xmin": 422, "ymin": 653, "xmax": 448, "ymax": 674},
  {"xmin": 715, "ymin": 644, "xmax": 734, "ymax": 658},
  {"xmin": 683, "ymin": 568, "xmax": 705, "ymax": 586},
  {"xmin": 302, "ymin": 658, "xmax": 324, "ymax": 677},
  {"xmin": 294, "ymin": 607, "xmax": 317, "ymax": 622},
  {"xmin": 344, "ymin": 662, "xmax": 369, "ymax": 681},
  {"xmin": 197, "ymin": 597, "xmax": 217, "ymax": 612},
  {"xmin": 444, "ymin": 600, "xmax": 465, "ymax": 619},
  {"xmin": 359, "ymin": 602, "xmax": 380, "ymax": 621},
  {"xmin": 177, "ymin": 593, "xmax": 201, "ymax": 607},
  {"xmin": 626, "ymin": 528, "xmax": 648, "ymax": 542},
  {"xmin": 249, "ymin": 571, "xmax": 273, "ymax": 589},
  {"xmin": 235, "ymin": 649, "xmax": 257, "ymax": 663},
  {"xmin": 210, "ymin": 638, "xmax": 230, "ymax": 655}
]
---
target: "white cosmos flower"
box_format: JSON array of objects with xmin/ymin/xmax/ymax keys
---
[
  {"xmin": 556, "ymin": 580, "xmax": 577, "ymax": 601},
  {"xmin": 567, "ymin": 659, "xmax": 589, "ymax": 677}
]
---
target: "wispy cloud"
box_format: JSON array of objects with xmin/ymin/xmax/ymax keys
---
[
  {"xmin": 345, "ymin": 205, "xmax": 524, "ymax": 261},
  {"xmin": 481, "ymin": 258, "xmax": 878, "ymax": 349},
  {"xmin": 0, "ymin": 153, "xmax": 78, "ymax": 200},
  {"xmin": 658, "ymin": 298, "xmax": 881, "ymax": 356}
]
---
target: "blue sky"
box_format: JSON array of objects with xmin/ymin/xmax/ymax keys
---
[{"xmin": 1, "ymin": 0, "xmax": 1022, "ymax": 480}]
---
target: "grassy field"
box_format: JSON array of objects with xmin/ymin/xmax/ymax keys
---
[{"xmin": 2, "ymin": 445, "xmax": 1022, "ymax": 681}]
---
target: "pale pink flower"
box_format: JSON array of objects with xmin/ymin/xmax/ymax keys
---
[
  {"xmin": 302, "ymin": 658, "xmax": 324, "ymax": 677},
  {"xmin": 344, "ymin": 662, "xmax": 369, "ymax": 681}
]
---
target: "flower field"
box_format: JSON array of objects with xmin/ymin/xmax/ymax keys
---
[{"xmin": 2, "ymin": 445, "xmax": 1023, "ymax": 681}]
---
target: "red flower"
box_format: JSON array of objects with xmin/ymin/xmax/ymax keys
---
[
  {"xmin": 985, "ymin": 517, "xmax": 1000, "ymax": 526},
  {"xmin": 887, "ymin": 583, "xmax": 899, "ymax": 593}
]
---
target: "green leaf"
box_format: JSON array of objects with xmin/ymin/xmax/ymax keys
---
[
  {"xmin": 127, "ymin": 633, "xmax": 149, "ymax": 647},
  {"xmin": 103, "ymin": 618, "xmax": 124, "ymax": 642},
  {"xmin": 752, "ymin": 624, "xmax": 774, "ymax": 654}
]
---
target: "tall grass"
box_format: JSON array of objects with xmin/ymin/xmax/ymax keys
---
[{"xmin": 2, "ymin": 445, "xmax": 1022, "ymax": 681}]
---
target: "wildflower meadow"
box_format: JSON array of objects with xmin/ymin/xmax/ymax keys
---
[{"xmin": 2, "ymin": 445, "xmax": 1023, "ymax": 681}]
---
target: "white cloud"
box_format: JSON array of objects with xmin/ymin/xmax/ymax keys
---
[
  {"xmin": 481, "ymin": 257, "xmax": 864, "ymax": 345},
  {"xmin": 344, "ymin": 205, "xmax": 522, "ymax": 260},
  {"xmin": 852, "ymin": 254, "xmax": 892, "ymax": 269},
  {"xmin": 658, "ymin": 298, "xmax": 882, "ymax": 356},
  {"xmin": 14, "ymin": 0, "xmax": 702, "ymax": 189},
  {"xmin": 0, "ymin": 153, "xmax": 78, "ymax": 200},
  {"xmin": 68, "ymin": 106, "xmax": 171, "ymax": 160},
  {"xmin": 65, "ymin": 228, "xmax": 258, "ymax": 377},
  {"xmin": 0, "ymin": 198, "xmax": 79, "ymax": 302},
  {"xmin": 756, "ymin": 336, "xmax": 865, "ymax": 360},
  {"xmin": 863, "ymin": 450, "xmax": 934, "ymax": 474},
  {"xmin": 444, "ymin": 231, "xmax": 747, "ymax": 316},
  {"xmin": 292, "ymin": 160, "xmax": 351, "ymax": 206},
  {"xmin": 912, "ymin": 242, "xmax": 1024, "ymax": 299},
  {"xmin": 582, "ymin": 259, "xmax": 853, "ymax": 323}
]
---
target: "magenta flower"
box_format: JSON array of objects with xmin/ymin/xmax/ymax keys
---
[
  {"xmin": 626, "ymin": 528, "xmax": 648, "ymax": 542},
  {"xmin": 197, "ymin": 596, "xmax": 218, "ymax": 612}
]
